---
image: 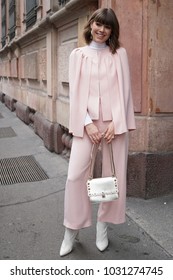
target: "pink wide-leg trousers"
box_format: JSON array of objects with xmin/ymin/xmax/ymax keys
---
[{"xmin": 63, "ymin": 118, "xmax": 129, "ymax": 230}]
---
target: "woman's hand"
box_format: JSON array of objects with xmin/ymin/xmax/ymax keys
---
[
  {"xmin": 104, "ymin": 121, "xmax": 115, "ymax": 143},
  {"xmin": 85, "ymin": 123, "xmax": 102, "ymax": 144}
]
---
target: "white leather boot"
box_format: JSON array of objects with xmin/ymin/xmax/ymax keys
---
[
  {"xmin": 60, "ymin": 227, "xmax": 79, "ymax": 257},
  {"xmin": 96, "ymin": 221, "xmax": 108, "ymax": 251}
]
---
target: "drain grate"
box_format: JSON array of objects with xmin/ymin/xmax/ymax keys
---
[
  {"xmin": 0, "ymin": 155, "xmax": 49, "ymax": 185},
  {"xmin": 0, "ymin": 113, "xmax": 3, "ymax": 118},
  {"xmin": 0, "ymin": 127, "xmax": 17, "ymax": 138}
]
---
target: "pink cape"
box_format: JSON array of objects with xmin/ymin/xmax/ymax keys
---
[{"xmin": 69, "ymin": 46, "xmax": 136, "ymax": 137}]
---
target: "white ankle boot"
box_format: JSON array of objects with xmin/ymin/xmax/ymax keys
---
[
  {"xmin": 96, "ymin": 221, "xmax": 108, "ymax": 251},
  {"xmin": 60, "ymin": 227, "xmax": 79, "ymax": 257}
]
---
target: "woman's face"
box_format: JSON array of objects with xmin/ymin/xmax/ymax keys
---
[{"xmin": 90, "ymin": 21, "xmax": 112, "ymax": 44}]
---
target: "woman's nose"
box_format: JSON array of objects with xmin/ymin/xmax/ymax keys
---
[{"xmin": 99, "ymin": 25, "xmax": 105, "ymax": 32}]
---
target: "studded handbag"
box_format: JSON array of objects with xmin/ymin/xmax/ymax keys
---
[{"xmin": 87, "ymin": 141, "xmax": 119, "ymax": 203}]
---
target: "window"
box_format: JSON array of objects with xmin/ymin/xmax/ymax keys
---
[
  {"xmin": 1, "ymin": 0, "xmax": 6, "ymax": 47},
  {"xmin": 9, "ymin": 0, "xmax": 16, "ymax": 41},
  {"xmin": 25, "ymin": 0, "xmax": 37, "ymax": 29},
  {"xmin": 1, "ymin": 0, "xmax": 16, "ymax": 47},
  {"xmin": 58, "ymin": 0, "xmax": 70, "ymax": 7}
]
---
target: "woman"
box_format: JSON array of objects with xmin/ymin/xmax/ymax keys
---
[{"xmin": 60, "ymin": 8, "xmax": 136, "ymax": 257}]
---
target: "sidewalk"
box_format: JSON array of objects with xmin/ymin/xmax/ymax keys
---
[{"xmin": 0, "ymin": 101, "xmax": 172, "ymax": 260}]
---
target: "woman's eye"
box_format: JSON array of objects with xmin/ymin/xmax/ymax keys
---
[
  {"xmin": 96, "ymin": 22, "xmax": 102, "ymax": 27},
  {"xmin": 95, "ymin": 22, "xmax": 111, "ymax": 30},
  {"xmin": 105, "ymin": 25, "xmax": 111, "ymax": 30}
]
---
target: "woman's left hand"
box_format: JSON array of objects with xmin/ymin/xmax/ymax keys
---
[{"xmin": 104, "ymin": 121, "xmax": 115, "ymax": 143}]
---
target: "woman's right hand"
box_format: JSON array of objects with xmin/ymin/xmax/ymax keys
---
[{"xmin": 85, "ymin": 123, "xmax": 102, "ymax": 144}]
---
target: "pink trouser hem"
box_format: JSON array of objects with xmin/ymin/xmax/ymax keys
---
[
  {"xmin": 98, "ymin": 217, "xmax": 126, "ymax": 225},
  {"xmin": 64, "ymin": 215, "xmax": 126, "ymax": 230},
  {"xmin": 63, "ymin": 221, "xmax": 92, "ymax": 230}
]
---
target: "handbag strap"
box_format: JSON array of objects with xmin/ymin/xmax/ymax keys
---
[{"xmin": 88, "ymin": 140, "xmax": 116, "ymax": 180}]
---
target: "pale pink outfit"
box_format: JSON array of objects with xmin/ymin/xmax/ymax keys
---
[{"xmin": 63, "ymin": 42, "xmax": 136, "ymax": 230}]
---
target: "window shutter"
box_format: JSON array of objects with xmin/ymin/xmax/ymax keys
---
[
  {"xmin": 25, "ymin": 0, "xmax": 37, "ymax": 29},
  {"xmin": 9, "ymin": 0, "xmax": 16, "ymax": 41},
  {"xmin": 1, "ymin": 0, "xmax": 6, "ymax": 47}
]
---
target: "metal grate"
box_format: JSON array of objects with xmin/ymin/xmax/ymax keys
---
[
  {"xmin": 0, "ymin": 113, "xmax": 3, "ymax": 118},
  {"xmin": 0, "ymin": 127, "xmax": 17, "ymax": 138},
  {"xmin": 0, "ymin": 155, "xmax": 49, "ymax": 185}
]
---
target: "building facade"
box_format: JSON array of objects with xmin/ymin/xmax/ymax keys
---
[{"xmin": 0, "ymin": 0, "xmax": 173, "ymax": 198}]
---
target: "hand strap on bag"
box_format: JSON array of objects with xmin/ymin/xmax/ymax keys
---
[{"xmin": 88, "ymin": 140, "xmax": 116, "ymax": 180}]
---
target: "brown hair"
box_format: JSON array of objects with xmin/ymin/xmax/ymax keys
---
[{"xmin": 83, "ymin": 8, "xmax": 120, "ymax": 54}]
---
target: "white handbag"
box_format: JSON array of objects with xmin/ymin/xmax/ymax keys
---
[{"xmin": 87, "ymin": 141, "xmax": 119, "ymax": 203}]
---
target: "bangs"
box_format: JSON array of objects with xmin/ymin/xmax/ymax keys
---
[{"xmin": 94, "ymin": 11, "xmax": 114, "ymax": 28}]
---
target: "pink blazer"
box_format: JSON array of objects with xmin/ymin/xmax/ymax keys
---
[{"xmin": 69, "ymin": 46, "xmax": 136, "ymax": 137}]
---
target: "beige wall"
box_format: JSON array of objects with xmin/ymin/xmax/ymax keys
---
[
  {"xmin": 110, "ymin": 0, "xmax": 173, "ymax": 153},
  {"xmin": 148, "ymin": 0, "xmax": 173, "ymax": 114},
  {"xmin": 0, "ymin": 0, "xmax": 98, "ymax": 121}
]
